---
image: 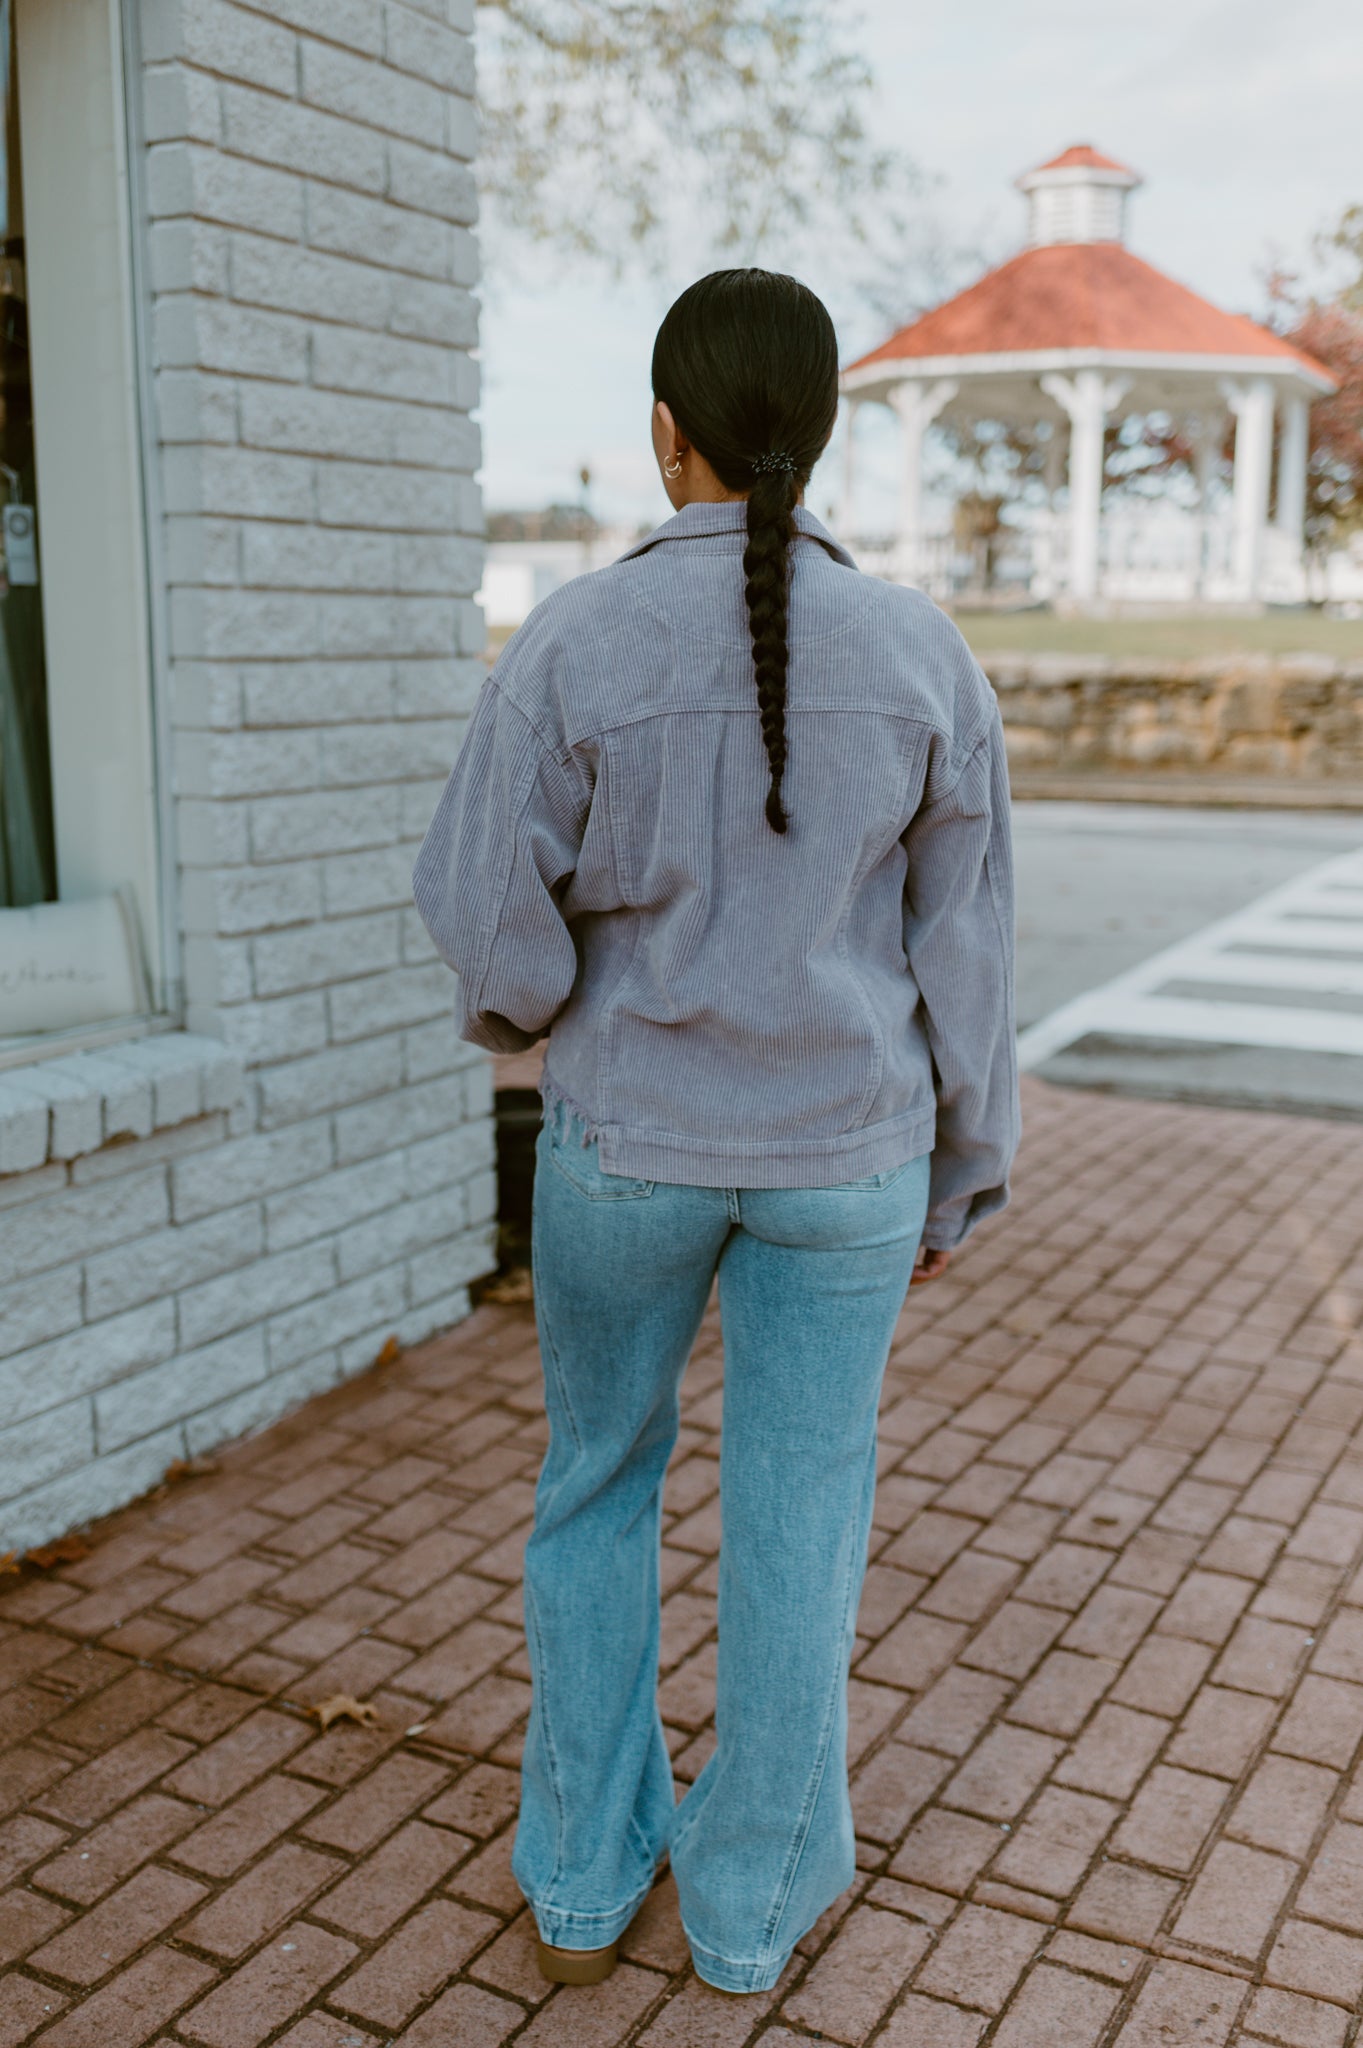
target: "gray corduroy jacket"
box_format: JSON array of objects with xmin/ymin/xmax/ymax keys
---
[{"xmin": 414, "ymin": 502, "xmax": 1020, "ymax": 1249}]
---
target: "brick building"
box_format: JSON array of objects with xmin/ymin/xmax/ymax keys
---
[{"xmin": 0, "ymin": 0, "xmax": 493, "ymax": 1551}]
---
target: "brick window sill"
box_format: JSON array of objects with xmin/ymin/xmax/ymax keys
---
[{"xmin": 0, "ymin": 1033, "xmax": 244, "ymax": 1175}]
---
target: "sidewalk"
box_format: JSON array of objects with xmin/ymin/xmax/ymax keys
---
[{"xmin": 3, "ymin": 1076, "xmax": 1363, "ymax": 2048}]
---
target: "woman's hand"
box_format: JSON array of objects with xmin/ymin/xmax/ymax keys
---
[{"xmin": 911, "ymin": 1246, "xmax": 952, "ymax": 1287}]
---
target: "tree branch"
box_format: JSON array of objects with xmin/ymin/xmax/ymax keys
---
[{"xmin": 476, "ymin": 0, "xmax": 921, "ymax": 275}]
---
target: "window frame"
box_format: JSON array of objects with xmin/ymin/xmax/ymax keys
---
[{"xmin": 2, "ymin": 0, "xmax": 176, "ymax": 1069}]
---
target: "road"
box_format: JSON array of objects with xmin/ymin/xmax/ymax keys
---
[{"xmin": 1013, "ymin": 801, "xmax": 1363, "ymax": 1120}]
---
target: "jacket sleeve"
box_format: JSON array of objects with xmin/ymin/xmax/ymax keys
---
[
  {"xmin": 902, "ymin": 705, "xmax": 1021, "ymax": 1250},
  {"xmin": 412, "ymin": 674, "xmax": 588, "ymax": 1053}
]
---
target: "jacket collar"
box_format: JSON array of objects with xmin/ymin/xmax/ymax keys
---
[{"xmin": 615, "ymin": 500, "xmax": 858, "ymax": 570}]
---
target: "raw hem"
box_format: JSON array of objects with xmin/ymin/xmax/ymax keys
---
[
  {"xmin": 540, "ymin": 1068, "xmax": 936, "ymax": 1191},
  {"xmin": 687, "ymin": 1932, "xmax": 791, "ymax": 1995}
]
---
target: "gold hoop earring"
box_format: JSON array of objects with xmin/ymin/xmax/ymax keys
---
[{"xmin": 663, "ymin": 454, "xmax": 683, "ymax": 480}]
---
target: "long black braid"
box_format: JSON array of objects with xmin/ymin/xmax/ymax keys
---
[{"xmin": 651, "ymin": 271, "xmax": 840, "ymax": 834}]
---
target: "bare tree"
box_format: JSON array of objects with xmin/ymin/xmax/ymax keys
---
[
  {"xmin": 1322, "ymin": 204, "xmax": 1363, "ymax": 313},
  {"xmin": 477, "ymin": 0, "xmax": 922, "ymax": 278},
  {"xmin": 1263, "ymin": 226, "xmax": 1363, "ymax": 559}
]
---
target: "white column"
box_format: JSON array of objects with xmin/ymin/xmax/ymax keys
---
[
  {"xmin": 1041, "ymin": 370, "xmax": 1129, "ymax": 604},
  {"xmin": 1189, "ymin": 411, "xmax": 1222, "ymax": 599},
  {"xmin": 1222, "ymin": 376, "xmax": 1274, "ymax": 599},
  {"xmin": 839, "ymin": 398, "xmax": 861, "ymax": 535},
  {"xmin": 1042, "ymin": 421, "xmax": 1067, "ymax": 505},
  {"xmin": 887, "ymin": 378, "xmax": 957, "ymax": 583},
  {"xmin": 1035, "ymin": 420, "xmax": 1066, "ymax": 600},
  {"xmin": 1275, "ymin": 393, "xmax": 1309, "ymax": 554}
]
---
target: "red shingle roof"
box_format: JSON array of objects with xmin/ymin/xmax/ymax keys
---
[
  {"xmin": 1028, "ymin": 144, "xmax": 1139, "ymax": 178},
  {"xmin": 847, "ymin": 242, "xmax": 1332, "ymax": 379}
]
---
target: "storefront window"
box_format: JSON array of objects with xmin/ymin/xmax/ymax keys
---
[{"xmin": 0, "ymin": 0, "xmax": 54, "ymax": 910}]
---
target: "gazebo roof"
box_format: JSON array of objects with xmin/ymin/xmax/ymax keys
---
[
  {"xmin": 844, "ymin": 144, "xmax": 1336, "ymax": 404},
  {"xmin": 846, "ymin": 241, "xmax": 1333, "ymax": 383},
  {"xmin": 1023, "ymin": 143, "xmax": 1141, "ymax": 181}
]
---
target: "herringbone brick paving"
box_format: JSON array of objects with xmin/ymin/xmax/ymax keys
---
[{"xmin": 3, "ymin": 1076, "xmax": 1363, "ymax": 2046}]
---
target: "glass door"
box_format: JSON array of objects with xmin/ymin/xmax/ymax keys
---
[{"xmin": 0, "ymin": 0, "xmax": 54, "ymax": 907}]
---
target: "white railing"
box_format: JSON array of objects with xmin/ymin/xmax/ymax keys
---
[
  {"xmin": 850, "ymin": 532, "xmax": 1026, "ymax": 603},
  {"xmin": 847, "ymin": 513, "xmax": 1363, "ymax": 608}
]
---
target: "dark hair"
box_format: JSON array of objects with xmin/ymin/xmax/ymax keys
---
[{"xmin": 651, "ymin": 269, "xmax": 839, "ymax": 833}]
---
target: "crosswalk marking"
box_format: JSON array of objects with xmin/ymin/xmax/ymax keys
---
[
  {"xmin": 1227, "ymin": 917, "xmax": 1363, "ymax": 954},
  {"xmin": 1017, "ymin": 843, "xmax": 1363, "ymax": 1072},
  {"xmin": 1168, "ymin": 952, "xmax": 1363, "ymax": 997}
]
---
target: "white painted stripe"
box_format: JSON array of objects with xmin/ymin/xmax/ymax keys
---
[
  {"xmin": 1277, "ymin": 917, "xmax": 1363, "ymax": 933},
  {"xmin": 1060, "ymin": 994, "xmax": 1363, "ymax": 1057},
  {"xmin": 1159, "ymin": 952, "xmax": 1363, "ymax": 997},
  {"xmin": 1018, "ymin": 838, "xmax": 1363, "ymax": 1070},
  {"xmin": 1227, "ymin": 919, "xmax": 1363, "ymax": 954},
  {"xmin": 1281, "ymin": 910, "xmax": 1363, "ymax": 927}
]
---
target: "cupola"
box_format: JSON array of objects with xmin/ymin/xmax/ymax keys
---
[{"xmin": 1015, "ymin": 143, "xmax": 1143, "ymax": 247}]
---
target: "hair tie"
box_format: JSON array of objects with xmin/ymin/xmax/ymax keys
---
[{"xmin": 751, "ymin": 450, "xmax": 798, "ymax": 477}]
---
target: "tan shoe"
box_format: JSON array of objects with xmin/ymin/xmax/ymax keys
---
[{"xmin": 536, "ymin": 1937, "xmax": 619, "ymax": 1986}]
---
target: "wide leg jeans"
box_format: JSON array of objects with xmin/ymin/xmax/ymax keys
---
[{"xmin": 513, "ymin": 1101, "xmax": 930, "ymax": 1994}]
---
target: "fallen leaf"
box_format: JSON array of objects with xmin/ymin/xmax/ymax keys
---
[
  {"xmin": 311, "ymin": 1694, "xmax": 383, "ymax": 1734},
  {"xmin": 480, "ymin": 1266, "xmax": 534, "ymax": 1306},
  {"xmin": 26, "ymin": 1534, "xmax": 91, "ymax": 1568},
  {"xmin": 163, "ymin": 1457, "xmax": 220, "ymax": 1484},
  {"xmin": 374, "ymin": 1335, "xmax": 402, "ymax": 1369},
  {"xmin": 0, "ymin": 1551, "xmax": 19, "ymax": 1576}
]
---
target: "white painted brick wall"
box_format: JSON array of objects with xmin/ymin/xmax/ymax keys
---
[{"xmin": 0, "ymin": 0, "xmax": 494, "ymax": 1553}]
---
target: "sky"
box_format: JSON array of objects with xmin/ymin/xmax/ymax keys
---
[{"xmin": 476, "ymin": 0, "xmax": 1363, "ymax": 533}]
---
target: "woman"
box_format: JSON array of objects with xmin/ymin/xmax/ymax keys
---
[{"xmin": 414, "ymin": 269, "xmax": 1019, "ymax": 1996}]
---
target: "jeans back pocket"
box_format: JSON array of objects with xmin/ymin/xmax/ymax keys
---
[
  {"xmin": 840, "ymin": 1160, "xmax": 915, "ymax": 1193},
  {"xmin": 544, "ymin": 1110, "xmax": 655, "ymax": 1202}
]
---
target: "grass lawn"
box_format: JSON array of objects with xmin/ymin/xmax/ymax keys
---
[
  {"xmin": 954, "ymin": 609, "xmax": 1363, "ymax": 661},
  {"xmin": 488, "ymin": 607, "xmax": 1361, "ymax": 665}
]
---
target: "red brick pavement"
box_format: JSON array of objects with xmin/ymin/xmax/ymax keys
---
[{"xmin": 3, "ymin": 1076, "xmax": 1363, "ymax": 2046}]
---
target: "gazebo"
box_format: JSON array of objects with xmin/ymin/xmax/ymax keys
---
[{"xmin": 840, "ymin": 146, "xmax": 1338, "ymax": 606}]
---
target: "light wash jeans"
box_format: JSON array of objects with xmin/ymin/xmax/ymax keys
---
[{"xmin": 513, "ymin": 1099, "xmax": 930, "ymax": 1994}]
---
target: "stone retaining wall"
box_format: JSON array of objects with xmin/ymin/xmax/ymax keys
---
[{"xmin": 987, "ymin": 655, "xmax": 1363, "ymax": 781}]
